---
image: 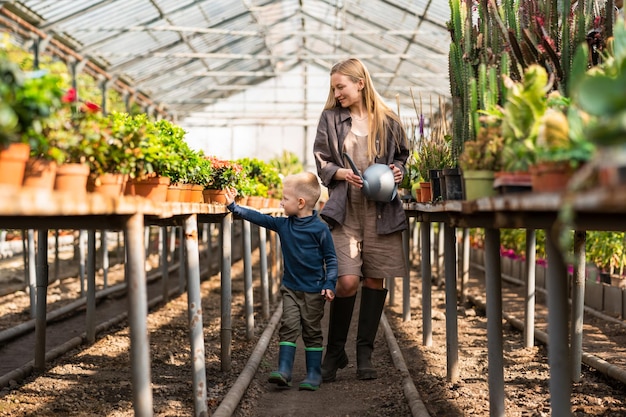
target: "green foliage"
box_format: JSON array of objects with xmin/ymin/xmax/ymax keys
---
[
  {"xmin": 0, "ymin": 50, "xmax": 64, "ymax": 147},
  {"xmin": 237, "ymin": 157, "xmax": 282, "ymax": 198},
  {"xmin": 205, "ymin": 156, "xmax": 245, "ymax": 191},
  {"xmin": 415, "ymin": 136, "xmax": 454, "ymax": 181},
  {"xmin": 269, "ymin": 150, "xmax": 303, "ymax": 176},
  {"xmin": 574, "ymin": 18, "xmax": 626, "ymax": 147}
]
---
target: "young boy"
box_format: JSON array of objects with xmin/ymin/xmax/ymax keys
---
[{"xmin": 224, "ymin": 172, "xmax": 337, "ymax": 391}]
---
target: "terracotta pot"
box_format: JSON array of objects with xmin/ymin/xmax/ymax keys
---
[
  {"xmin": 54, "ymin": 163, "xmax": 90, "ymax": 196},
  {"xmin": 129, "ymin": 175, "xmax": 171, "ymax": 203},
  {"xmin": 89, "ymin": 173, "xmax": 127, "ymax": 198},
  {"xmin": 0, "ymin": 143, "xmax": 30, "ymax": 188},
  {"xmin": 246, "ymin": 195, "xmax": 265, "ymax": 209},
  {"xmin": 23, "ymin": 158, "xmax": 57, "ymax": 190},
  {"xmin": 180, "ymin": 183, "xmax": 193, "ymax": 202},
  {"xmin": 419, "ymin": 181, "xmax": 432, "ymax": 203},
  {"xmin": 493, "ymin": 171, "xmax": 532, "ymax": 194},
  {"xmin": 190, "ymin": 184, "xmax": 204, "ymax": 203},
  {"xmin": 202, "ymin": 188, "xmax": 228, "ymax": 204},
  {"xmin": 530, "ymin": 161, "xmax": 575, "ymax": 192},
  {"xmin": 166, "ymin": 183, "xmax": 184, "ymax": 202}
]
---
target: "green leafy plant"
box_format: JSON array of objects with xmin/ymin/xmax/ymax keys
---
[
  {"xmin": 459, "ymin": 114, "xmax": 504, "ymax": 172},
  {"xmin": 574, "ymin": 17, "xmax": 626, "ymax": 147},
  {"xmin": 0, "ymin": 51, "xmax": 64, "ymax": 148}
]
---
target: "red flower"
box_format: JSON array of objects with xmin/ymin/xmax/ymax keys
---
[
  {"xmin": 82, "ymin": 101, "xmax": 101, "ymax": 113},
  {"xmin": 62, "ymin": 88, "xmax": 77, "ymax": 103}
]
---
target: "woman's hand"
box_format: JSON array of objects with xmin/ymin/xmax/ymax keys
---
[
  {"xmin": 343, "ymin": 168, "xmax": 363, "ymax": 188},
  {"xmin": 389, "ymin": 164, "xmax": 403, "ymax": 184}
]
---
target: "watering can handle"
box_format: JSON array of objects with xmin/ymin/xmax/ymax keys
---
[{"xmin": 343, "ymin": 152, "xmax": 363, "ymax": 180}]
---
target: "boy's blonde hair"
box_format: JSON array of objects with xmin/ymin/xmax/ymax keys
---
[{"xmin": 282, "ymin": 172, "xmax": 321, "ymax": 209}]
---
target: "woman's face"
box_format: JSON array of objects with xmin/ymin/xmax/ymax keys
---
[{"xmin": 330, "ymin": 73, "xmax": 363, "ymax": 109}]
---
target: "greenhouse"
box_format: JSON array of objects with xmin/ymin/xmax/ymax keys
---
[{"xmin": 1, "ymin": 1, "xmax": 626, "ymax": 417}]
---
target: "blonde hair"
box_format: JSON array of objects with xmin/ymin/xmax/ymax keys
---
[
  {"xmin": 323, "ymin": 57, "xmax": 403, "ymax": 160},
  {"xmin": 282, "ymin": 172, "xmax": 321, "ymax": 209}
]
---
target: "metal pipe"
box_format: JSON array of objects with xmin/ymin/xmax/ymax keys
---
[
  {"xmin": 258, "ymin": 226, "xmax": 270, "ymax": 320},
  {"xmin": 34, "ymin": 229, "xmax": 48, "ymax": 371},
  {"xmin": 571, "ymin": 231, "xmax": 586, "ymax": 382},
  {"xmin": 28, "ymin": 229, "xmax": 36, "ymax": 318},
  {"xmin": 545, "ymin": 231, "xmax": 572, "ymax": 417},
  {"xmin": 86, "ymin": 230, "xmax": 96, "ymax": 344},
  {"xmin": 161, "ymin": 226, "xmax": 169, "ymax": 303},
  {"xmin": 443, "ymin": 223, "xmax": 459, "ymax": 383},
  {"xmin": 420, "ymin": 221, "xmax": 432, "ymax": 346},
  {"xmin": 402, "ymin": 228, "xmax": 411, "ymax": 321},
  {"xmin": 125, "ymin": 213, "xmax": 154, "ymax": 417},
  {"xmin": 102, "ymin": 230, "xmax": 109, "ymax": 288},
  {"xmin": 524, "ymin": 229, "xmax": 537, "ymax": 348},
  {"xmin": 184, "ymin": 214, "xmax": 208, "ymax": 417},
  {"xmin": 242, "ymin": 220, "xmax": 254, "ymax": 340},
  {"xmin": 221, "ymin": 215, "xmax": 233, "ymax": 372},
  {"xmin": 484, "ymin": 228, "xmax": 505, "ymax": 417}
]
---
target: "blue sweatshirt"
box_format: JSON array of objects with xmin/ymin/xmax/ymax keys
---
[{"xmin": 227, "ymin": 203, "xmax": 337, "ymax": 293}]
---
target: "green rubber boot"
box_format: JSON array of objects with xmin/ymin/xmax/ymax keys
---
[
  {"xmin": 268, "ymin": 342, "xmax": 296, "ymax": 387},
  {"xmin": 299, "ymin": 347, "xmax": 323, "ymax": 391}
]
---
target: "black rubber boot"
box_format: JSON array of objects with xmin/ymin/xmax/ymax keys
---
[
  {"xmin": 356, "ymin": 287, "xmax": 388, "ymax": 380},
  {"xmin": 321, "ymin": 294, "xmax": 356, "ymax": 382}
]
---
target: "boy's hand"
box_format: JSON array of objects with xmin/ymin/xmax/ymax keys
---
[
  {"xmin": 224, "ymin": 188, "xmax": 237, "ymax": 205},
  {"xmin": 321, "ymin": 289, "xmax": 335, "ymax": 302}
]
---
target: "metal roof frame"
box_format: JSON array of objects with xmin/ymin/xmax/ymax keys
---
[{"xmin": 0, "ymin": 0, "xmax": 451, "ymax": 125}]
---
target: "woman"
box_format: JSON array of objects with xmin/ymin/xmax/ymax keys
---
[{"xmin": 313, "ymin": 58, "xmax": 409, "ymax": 381}]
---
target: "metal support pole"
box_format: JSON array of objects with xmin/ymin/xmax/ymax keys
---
[
  {"xmin": 221, "ymin": 214, "xmax": 233, "ymax": 372},
  {"xmin": 102, "ymin": 230, "xmax": 109, "ymax": 288},
  {"xmin": 79, "ymin": 230, "xmax": 86, "ymax": 296},
  {"xmin": 242, "ymin": 220, "xmax": 254, "ymax": 340},
  {"xmin": 420, "ymin": 221, "xmax": 432, "ymax": 346},
  {"xmin": 268, "ymin": 230, "xmax": 277, "ymax": 303},
  {"xmin": 524, "ymin": 229, "xmax": 537, "ymax": 348},
  {"xmin": 34, "ymin": 229, "xmax": 48, "ymax": 371},
  {"xmin": 205, "ymin": 224, "xmax": 214, "ymax": 279},
  {"xmin": 460, "ymin": 228, "xmax": 470, "ymax": 304},
  {"xmin": 259, "ymin": 226, "xmax": 270, "ymax": 320},
  {"xmin": 125, "ymin": 213, "xmax": 153, "ymax": 417},
  {"xmin": 161, "ymin": 226, "xmax": 169, "ymax": 302},
  {"xmin": 54, "ymin": 229, "xmax": 60, "ymax": 283},
  {"xmin": 437, "ymin": 223, "xmax": 445, "ymax": 287},
  {"xmin": 28, "ymin": 229, "xmax": 36, "ymax": 318},
  {"xmin": 184, "ymin": 215, "xmax": 208, "ymax": 417},
  {"xmin": 402, "ymin": 228, "xmax": 411, "ymax": 321},
  {"xmin": 484, "ymin": 228, "xmax": 505, "ymax": 416},
  {"xmin": 179, "ymin": 227, "xmax": 187, "ymax": 293},
  {"xmin": 86, "ymin": 230, "xmax": 97, "ymax": 344},
  {"xmin": 571, "ymin": 231, "xmax": 586, "ymax": 382},
  {"xmin": 443, "ymin": 223, "xmax": 459, "ymax": 383},
  {"xmin": 545, "ymin": 230, "xmax": 572, "ymax": 417}
]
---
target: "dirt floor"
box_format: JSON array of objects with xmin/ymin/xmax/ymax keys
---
[{"xmin": 0, "ymin": 237, "xmax": 625, "ymax": 416}]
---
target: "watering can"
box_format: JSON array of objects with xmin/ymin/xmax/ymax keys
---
[{"xmin": 343, "ymin": 152, "xmax": 397, "ymax": 202}]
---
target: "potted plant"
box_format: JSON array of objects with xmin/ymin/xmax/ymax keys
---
[
  {"xmin": 0, "ymin": 52, "xmax": 64, "ymax": 188},
  {"xmin": 203, "ymin": 156, "xmax": 245, "ymax": 204},
  {"xmin": 459, "ymin": 114, "xmax": 504, "ymax": 200},
  {"xmin": 416, "ymin": 136, "xmax": 453, "ymax": 202}
]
